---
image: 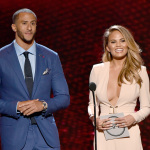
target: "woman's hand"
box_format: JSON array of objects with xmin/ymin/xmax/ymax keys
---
[
  {"xmin": 115, "ymin": 115, "xmax": 136, "ymax": 128},
  {"xmin": 90, "ymin": 117, "xmax": 112, "ymax": 130}
]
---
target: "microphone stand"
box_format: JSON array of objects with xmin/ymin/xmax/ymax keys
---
[{"xmin": 91, "ymin": 90, "xmax": 97, "ymax": 150}]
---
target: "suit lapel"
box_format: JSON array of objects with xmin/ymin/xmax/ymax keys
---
[
  {"xmin": 6, "ymin": 43, "xmax": 29, "ymax": 96},
  {"xmin": 32, "ymin": 44, "xmax": 46, "ymax": 98}
]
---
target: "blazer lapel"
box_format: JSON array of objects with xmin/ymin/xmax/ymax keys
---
[
  {"xmin": 6, "ymin": 43, "xmax": 29, "ymax": 96},
  {"xmin": 32, "ymin": 44, "xmax": 46, "ymax": 98}
]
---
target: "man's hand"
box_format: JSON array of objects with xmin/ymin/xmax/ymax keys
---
[{"xmin": 17, "ymin": 99, "xmax": 44, "ymax": 116}]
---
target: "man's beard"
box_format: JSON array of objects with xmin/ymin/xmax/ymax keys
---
[{"xmin": 17, "ymin": 30, "xmax": 36, "ymax": 44}]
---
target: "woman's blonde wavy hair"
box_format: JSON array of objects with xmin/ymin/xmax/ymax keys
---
[{"xmin": 102, "ymin": 25, "xmax": 143, "ymax": 87}]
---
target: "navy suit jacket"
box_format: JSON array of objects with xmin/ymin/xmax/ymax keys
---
[{"xmin": 0, "ymin": 42, "xmax": 70, "ymax": 150}]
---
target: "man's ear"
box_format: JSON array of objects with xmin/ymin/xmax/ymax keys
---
[{"xmin": 11, "ymin": 24, "xmax": 17, "ymax": 32}]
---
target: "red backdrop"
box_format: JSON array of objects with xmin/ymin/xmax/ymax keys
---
[{"xmin": 0, "ymin": 0, "xmax": 150, "ymax": 149}]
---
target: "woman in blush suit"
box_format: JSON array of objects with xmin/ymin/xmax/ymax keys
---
[{"xmin": 88, "ymin": 25, "xmax": 150, "ymax": 150}]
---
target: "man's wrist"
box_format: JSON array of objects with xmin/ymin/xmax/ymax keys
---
[
  {"xmin": 16, "ymin": 101, "xmax": 20, "ymax": 113},
  {"xmin": 41, "ymin": 100, "xmax": 48, "ymax": 111}
]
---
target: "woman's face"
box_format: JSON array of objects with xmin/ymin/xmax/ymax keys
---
[{"xmin": 106, "ymin": 30, "xmax": 128, "ymax": 60}]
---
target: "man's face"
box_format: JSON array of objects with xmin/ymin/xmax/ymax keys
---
[{"xmin": 12, "ymin": 12, "xmax": 37, "ymax": 44}]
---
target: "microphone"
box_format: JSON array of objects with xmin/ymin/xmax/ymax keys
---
[
  {"xmin": 89, "ymin": 82, "xmax": 96, "ymax": 91},
  {"xmin": 89, "ymin": 82, "xmax": 97, "ymax": 150}
]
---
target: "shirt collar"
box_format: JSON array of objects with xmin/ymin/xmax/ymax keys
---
[{"xmin": 14, "ymin": 40, "xmax": 36, "ymax": 56}]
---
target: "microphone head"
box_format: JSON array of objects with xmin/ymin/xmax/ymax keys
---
[{"xmin": 89, "ymin": 82, "xmax": 96, "ymax": 91}]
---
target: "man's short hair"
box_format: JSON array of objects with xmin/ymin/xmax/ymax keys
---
[{"xmin": 12, "ymin": 8, "xmax": 37, "ymax": 24}]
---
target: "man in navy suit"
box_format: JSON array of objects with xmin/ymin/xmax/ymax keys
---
[{"xmin": 0, "ymin": 8, "xmax": 70, "ymax": 150}]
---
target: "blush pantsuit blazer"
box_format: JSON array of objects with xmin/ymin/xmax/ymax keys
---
[
  {"xmin": 88, "ymin": 62, "xmax": 150, "ymax": 150},
  {"xmin": 0, "ymin": 42, "xmax": 70, "ymax": 150}
]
